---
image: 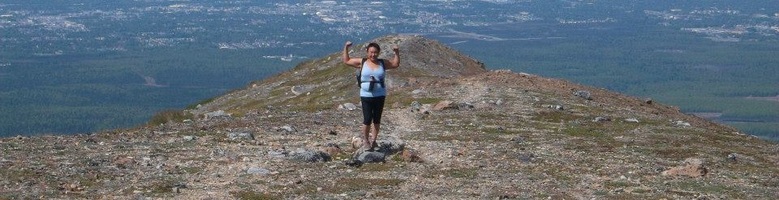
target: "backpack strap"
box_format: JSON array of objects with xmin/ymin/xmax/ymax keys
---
[
  {"xmin": 356, "ymin": 58, "xmax": 368, "ymax": 87},
  {"xmin": 357, "ymin": 58, "xmax": 386, "ymax": 90}
]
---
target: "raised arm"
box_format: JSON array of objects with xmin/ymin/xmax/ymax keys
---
[
  {"xmin": 342, "ymin": 41, "xmax": 362, "ymax": 68},
  {"xmin": 385, "ymin": 44, "xmax": 400, "ymax": 69}
]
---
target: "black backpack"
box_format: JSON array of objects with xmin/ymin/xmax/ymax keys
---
[{"xmin": 356, "ymin": 58, "xmax": 385, "ymax": 90}]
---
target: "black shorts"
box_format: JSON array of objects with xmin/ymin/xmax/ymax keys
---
[{"xmin": 361, "ymin": 96, "xmax": 386, "ymax": 125}]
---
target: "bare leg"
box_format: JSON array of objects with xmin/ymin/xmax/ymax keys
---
[
  {"xmin": 370, "ymin": 123, "xmax": 380, "ymax": 148},
  {"xmin": 362, "ymin": 124, "xmax": 371, "ymax": 148}
]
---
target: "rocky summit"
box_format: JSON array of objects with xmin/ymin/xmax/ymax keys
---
[{"xmin": 1, "ymin": 35, "xmax": 778, "ymax": 199}]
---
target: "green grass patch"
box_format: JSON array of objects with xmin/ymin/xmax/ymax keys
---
[
  {"xmin": 387, "ymin": 92, "xmax": 442, "ymax": 108},
  {"xmin": 131, "ymin": 178, "xmax": 183, "ymax": 196},
  {"xmin": 631, "ymin": 188, "xmax": 652, "ymax": 194},
  {"xmin": 532, "ymin": 110, "xmax": 584, "ymax": 123},
  {"xmin": 419, "ymin": 132, "xmax": 501, "ymax": 142},
  {"xmin": 413, "ymin": 97, "xmax": 443, "ymax": 105},
  {"xmin": 0, "ymin": 168, "xmax": 38, "ymax": 184},
  {"xmin": 604, "ymin": 180, "xmax": 639, "ymax": 189},
  {"xmin": 424, "ymin": 168, "xmax": 478, "ymax": 179},
  {"xmin": 650, "ymin": 146, "xmax": 698, "ymax": 160},
  {"xmin": 321, "ymin": 178, "xmax": 405, "ymax": 194},
  {"xmin": 562, "ymin": 125, "xmax": 605, "ymax": 138},
  {"xmin": 481, "ymin": 126, "xmax": 516, "ymax": 135},
  {"xmin": 356, "ymin": 163, "xmax": 396, "ymax": 172},
  {"xmin": 180, "ymin": 166, "xmax": 203, "ymax": 174},
  {"xmin": 666, "ymin": 180, "xmax": 746, "ymax": 199}
]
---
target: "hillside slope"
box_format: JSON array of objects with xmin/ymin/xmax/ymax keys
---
[
  {"xmin": 1, "ymin": 35, "xmax": 777, "ymax": 199},
  {"xmin": 191, "ymin": 34, "xmax": 486, "ymax": 116}
]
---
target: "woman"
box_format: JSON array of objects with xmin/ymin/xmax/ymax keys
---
[{"xmin": 342, "ymin": 41, "xmax": 400, "ymax": 150}]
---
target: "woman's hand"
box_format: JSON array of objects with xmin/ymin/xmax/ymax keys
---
[
  {"xmin": 387, "ymin": 44, "xmax": 400, "ymax": 69},
  {"xmin": 342, "ymin": 41, "xmax": 360, "ymax": 68}
]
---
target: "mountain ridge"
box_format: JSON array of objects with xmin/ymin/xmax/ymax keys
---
[
  {"xmin": 1, "ymin": 34, "xmax": 777, "ymax": 199},
  {"xmin": 190, "ymin": 34, "xmax": 487, "ymax": 116}
]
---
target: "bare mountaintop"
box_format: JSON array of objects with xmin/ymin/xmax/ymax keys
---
[
  {"xmin": 1, "ymin": 35, "xmax": 778, "ymax": 199},
  {"xmin": 191, "ymin": 34, "xmax": 487, "ymax": 115}
]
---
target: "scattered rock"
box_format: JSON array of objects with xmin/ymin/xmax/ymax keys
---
[
  {"xmin": 674, "ymin": 120, "xmax": 691, "ymax": 127},
  {"xmin": 267, "ymin": 149, "xmax": 288, "ymax": 158},
  {"xmin": 204, "ymin": 110, "xmax": 230, "ymax": 119},
  {"xmin": 113, "ymin": 156, "xmax": 135, "ymax": 169},
  {"xmin": 59, "ymin": 182, "xmax": 84, "ymax": 192},
  {"xmin": 173, "ymin": 183, "xmax": 187, "ymax": 191},
  {"xmin": 410, "ymin": 101, "xmax": 422, "ymax": 112},
  {"xmin": 433, "ymin": 100, "xmax": 455, "ymax": 111},
  {"xmin": 547, "ymin": 104, "xmax": 564, "ymax": 110},
  {"xmin": 494, "ymin": 69, "xmax": 512, "ymax": 73},
  {"xmin": 662, "ymin": 158, "xmax": 708, "ymax": 177},
  {"xmin": 625, "ymin": 118, "xmax": 640, "ymax": 123},
  {"xmin": 277, "ymin": 125, "xmax": 296, "ymax": 132},
  {"xmin": 322, "ymin": 143, "xmax": 342, "ymax": 156},
  {"xmin": 290, "ymin": 148, "xmax": 331, "ymax": 163},
  {"xmin": 644, "ymin": 98, "xmax": 653, "ymax": 104},
  {"xmin": 182, "ymin": 135, "xmax": 197, "ymax": 142},
  {"xmin": 356, "ymin": 151, "xmax": 386, "ymax": 163},
  {"xmin": 727, "ymin": 153, "xmax": 737, "ymax": 162},
  {"xmin": 593, "ymin": 116, "xmax": 611, "ymax": 122},
  {"xmin": 374, "ymin": 135, "xmax": 406, "ymax": 155},
  {"xmin": 573, "ymin": 90, "xmax": 592, "ymax": 100},
  {"xmin": 339, "ymin": 103, "xmax": 358, "ymax": 111},
  {"xmin": 459, "ymin": 102, "xmax": 475, "ymax": 109},
  {"xmin": 351, "ymin": 136, "xmax": 364, "ymax": 149},
  {"xmin": 247, "ymin": 167, "xmax": 271, "ymax": 175},
  {"xmin": 510, "ymin": 136, "xmax": 525, "ymax": 144},
  {"xmin": 291, "ymin": 85, "xmax": 314, "ymax": 95},
  {"xmin": 227, "ymin": 132, "xmax": 255, "ymax": 140},
  {"xmin": 433, "ymin": 100, "xmax": 473, "ymax": 111},
  {"xmin": 344, "ymin": 159, "xmax": 363, "ymax": 167},
  {"xmin": 452, "ymin": 148, "xmax": 465, "ymax": 157},
  {"xmin": 518, "ymin": 153, "xmax": 535, "ymax": 163},
  {"xmin": 399, "ymin": 149, "xmax": 423, "ymax": 163}
]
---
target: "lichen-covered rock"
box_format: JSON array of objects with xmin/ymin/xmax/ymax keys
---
[{"xmin": 290, "ymin": 148, "xmax": 331, "ymax": 163}]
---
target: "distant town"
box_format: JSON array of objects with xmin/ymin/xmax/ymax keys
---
[{"xmin": 1, "ymin": 1, "xmax": 777, "ymax": 59}]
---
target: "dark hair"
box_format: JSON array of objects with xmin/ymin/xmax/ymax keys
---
[{"xmin": 366, "ymin": 42, "xmax": 381, "ymax": 52}]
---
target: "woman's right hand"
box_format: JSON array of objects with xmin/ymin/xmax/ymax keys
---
[{"xmin": 345, "ymin": 41, "xmax": 353, "ymax": 48}]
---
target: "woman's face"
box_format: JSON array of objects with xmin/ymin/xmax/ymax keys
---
[{"xmin": 367, "ymin": 47, "xmax": 380, "ymax": 61}]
